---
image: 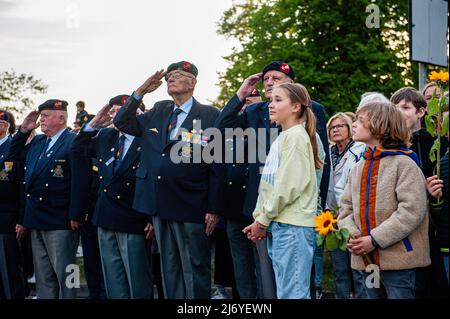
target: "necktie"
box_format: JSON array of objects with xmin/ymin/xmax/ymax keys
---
[
  {"xmin": 39, "ymin": 138, "xmax": 52, "ymax": 160},
  {"xmin": 167, "ymin": 107, "xmax": 183, "ymax": 142},
  {"xmin": 113, "ymin": 135, "xmax": 126, "ymax": 172}
]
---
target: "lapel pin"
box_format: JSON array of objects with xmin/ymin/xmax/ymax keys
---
[{"xmin": 149, "ymin": 128, "xmax": 159, "ymax": 133}]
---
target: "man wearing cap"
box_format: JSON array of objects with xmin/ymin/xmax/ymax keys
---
[
  {"xmin": 114, "ymin": 61, "xmax": 224, "ymax": 299},
  {"xmin": 72, "ymin": 94, "xmax": 154, "ymax": 299},
  {"xmin": 0, "ymin": 110, "xmax": 26, "ymax": 299},
  {"xmin": 214, "ymin": 61, "xmax": 329, "ymax": 299},
  {"xmin": 7, "ymin": 100, "xmax": 80, "ymax": 299}
]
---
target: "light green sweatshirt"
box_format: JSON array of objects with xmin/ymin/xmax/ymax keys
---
[{"xmin": 253, "ymin": 124, "xmax": 318, "ymax": 227}]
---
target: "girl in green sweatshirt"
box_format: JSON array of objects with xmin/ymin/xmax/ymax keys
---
[{"xmin": 243, "ymin": 83, "xmax": 323, "ymax": 298}]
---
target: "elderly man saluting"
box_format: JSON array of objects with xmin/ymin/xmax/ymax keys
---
[
  {"xmin": 114, "ymin": 61, "xmax": 224, "ymax": 299},
  {"xmin": 7, "ymin": 100, "xmax": 80, "ymax": 299}
]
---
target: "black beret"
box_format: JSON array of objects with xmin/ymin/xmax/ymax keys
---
[
  {"xmin": 109, "ymin": 95, "xmax": 130, "ymax": 107},
  {"xmin": 262, "ymin": 61, "xmax": 295, "ymax": 80},
  {"xmin": 38, "ymin": 99, "xmax": 68, "ymax": 112}
]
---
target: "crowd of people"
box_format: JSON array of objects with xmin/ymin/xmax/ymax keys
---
[{"xmin": 0, "ymin": 60, "xmax": 448, "ymax": 299}]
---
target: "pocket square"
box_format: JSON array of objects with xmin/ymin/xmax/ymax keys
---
[{"xmin": 149, "ymin": 128, "xmax": 159, "ymax": 133}]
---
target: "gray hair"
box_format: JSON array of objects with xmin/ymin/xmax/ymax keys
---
[{"xmin": 356, "ymin": 92, "xmax": 390, "ymax": 111}]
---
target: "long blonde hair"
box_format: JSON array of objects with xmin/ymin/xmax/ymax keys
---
[{"xmin": 276, "ymin": 82, "xmax": 324, "ymax": 169}]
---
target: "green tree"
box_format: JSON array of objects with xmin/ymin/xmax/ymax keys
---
[
  {"xmin": 216, "ymin": 0, "xmax": 417, "ymax": 116},
  {"xmin": 0, "ymin": 69, "xmax": 48, "ymax": 116}
]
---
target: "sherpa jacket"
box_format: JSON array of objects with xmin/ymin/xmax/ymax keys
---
[{"xmin": 338, "ymin": 147, "xmax": 431, "ymax": 271}]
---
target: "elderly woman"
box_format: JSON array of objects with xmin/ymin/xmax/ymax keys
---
[{"xmin": 325, "ymin": 112, "xmax": 366, "ymax": 299}]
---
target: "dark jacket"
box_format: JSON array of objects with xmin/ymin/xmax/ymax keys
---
[
  {"xmin": 71, "ymin": 128, "xmax": 150, "ymax": 234},
  {"xmin": 114, "ymin": 94, "xmax": 225, "ymax": 224},
  {"xmin": 0, "ymin": 136, "xmax": 23, "ymax": 233},
  {"xmin": 214, "ymin": 95, "xmax": 330, "ymax": 217},
  {"xmin": 7, "ymin": 129, "xmax": 77, "ymax": 230},
  {"xmin": 432, "ymin": 152, "xmax": 449, "ymax": 249}
]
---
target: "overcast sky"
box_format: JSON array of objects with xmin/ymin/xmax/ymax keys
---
[{"xmin": 0, "ymin": 0, "xmax": 237, "ymax": 123}]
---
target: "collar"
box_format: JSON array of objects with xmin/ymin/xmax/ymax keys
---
[
  {"xmin": 118, "ymin": 132, "xmax": 134, "ymax": 142},
  {"xmin": 363, "ymin": 146, "xmax": 420, "ymax": 166},
  {"xmin": 47, "ymin": 127, "xmax": 66, "ymax": 141},
  {"xmin": 173, "ymin": 97, "xmax": 194, "ymax": 114}
]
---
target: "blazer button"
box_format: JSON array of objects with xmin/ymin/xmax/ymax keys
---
[
  {"xmin": 27, "ymin": 194, "xmax": 30, "ymax": 197},
  {"xmin": 99, "ymin": 159, "xmax": 103, "ymax": 162},
  {"xmin": 39, "ymin": 197, "xmax": 43, "ymax": 201},
  {"xmin": 24, "ymin": 166, "xmax": 27, "ymax": 170},
  {"xmin": 132, "ymin": 166, "xmax": 136, "ymax": 170},
  {"xmin": 229, "ymin": 181, "xmax": 233, "ymax": 185},
  {"xmin": 117, "ymin": 195, "xmax": 121, "ymax": 199},
  {"xmin": 99, "ymin": 176, "xmax": 103, "ymax": 180},
  {"xmin": 157, "ymin": 176, "xmax": 161, "ymax": 180},
  {"xmin": 23, "ymin": 181, "xmax": 26, "ymax": 185},
  {"xmin": 103, "ymin": 188, "xmax": 107, "ymax": 192},
  {"xmin": 50, "ymin": 169, "xmax": 54, "ymax": 173},
  {"xmin": 45, "ymin": 183, "xmax": 49, "ymax": 187},
  {"xmin": 162, "ymin": 153, "xmax": 165, "ymax": 157},
  {"xmin": 126, "ymin": 182, "xmax": 130, "ymax": 186},
  {"xmin": 243, "ymin": 185, "xmax": 246, "ymax": 189},
  {"xmin": 232, "ymin": 164, "xmax": 236, "ymax": 167}
]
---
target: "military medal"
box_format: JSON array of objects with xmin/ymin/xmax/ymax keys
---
[
  {"xmin": 0, "ymin": 169, "xmax": 9, "ymax": 181},
  {"xmin": 181, "ymin": 142, "xmax": 191, "ymax": 158},
  {"xmin": 3, "ymin": 161, "xmax": 13, "ymax": 172},
  {"xmin": 52, "ymin": 165, "xmax": 64, "ymax": 178},
  {"xmin": 105, "ymin": 157, "xmax": 115, "ymax": 166}
]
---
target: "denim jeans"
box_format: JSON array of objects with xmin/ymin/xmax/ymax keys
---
[
  {"xmin": 313, "ymin": 245, "xmax": 324, "ymax": 289},
  {"xmin": 362, "ymin": 268, "xmax": 416, "ymax": 299},
  {"xmin": 330, "ymin": 249, "xmax": 367, "ymax": 299},
  {"xmin": 267, "ymin": 222, "xmax": 315, "ymax": 299}
]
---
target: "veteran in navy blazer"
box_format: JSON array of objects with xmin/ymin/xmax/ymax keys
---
[
  {"xmin": 72, "ymin": 95, "xmax": 153, "ymax": 299},
  {"xmin": 7, "ymin": 101, "xmax": 79, "ymax": 299},
  {"xmin": 114, "ymin": 62, "xmax": 224, "ymax": 299},
  {"xmin": 214, "ymin": 61, "xmax": 330, "ymax": 299},
  {"xmin": 0, "ymin": 110, "xmax": 26, "ymax": 299}
]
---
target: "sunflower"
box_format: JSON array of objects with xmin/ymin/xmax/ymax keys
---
[
  {"xmin": 315, "ymin": 210, "xmax": 338, "ymax": 236},
  {"xmin": 429, "ymin": 70, "xmax": 449, "ymax": 84}
]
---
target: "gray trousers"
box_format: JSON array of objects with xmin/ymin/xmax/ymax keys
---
[
  {"xmin": 97, "ymin": 227, "xmax": 153, "ymax": 299},
  {"xmin": 256, "ymin": 237, "xmax": 277, "ymax": 299},
  {"xmin": 152, "ymin": 216, "xmax": 211, "ymax": 299},
  {"xmin": 0, "ymin": 234, "xmax": 25, "ymax": 299},
  {"xmin": 31, "ymin": 229, "xmax": 79, "ymax": 299},
  {"xmin": 226, "ymin": 219, "xmax": 261, "ymax": 299}
]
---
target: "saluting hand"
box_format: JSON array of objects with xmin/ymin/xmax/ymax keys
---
[
  {"xmin": 90, "ymin": 104, "xmax": 113, "ymax": 129},
  {"xmin": 236, "ymin": 73, "xmax": 262, "ymax": 102},
  {"xmin": 205, "ymin": 213, "xmax": 220, "ymax": 236},
  {"xmin": 20, "ymin": 110, "xmax": 40, "ymax": 133},
  {"xmin": 136, "ymin": 69, "xmax": 166, "ymax": 97}
]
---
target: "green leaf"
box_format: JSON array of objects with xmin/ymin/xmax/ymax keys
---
[
  {"xmin": 325, "ymin": 233, "xmax": 339, "ymax": 251},
  {"xmin": 428, "ymin": 99, "xmax": 439, "ymax": 115},
  {"xmin": 340, "ymin": 228, "xmax": 350, "ymax": 240},
  {"xmin": 429, "ymin": 138, "xmax": 441, "ymax": 163},
  {"xmin": 339, "ymin": 239, "xmax": 347, "ymax": 251},
  {"xmin": 335, "ymin": 231, "xmax": 342, "ymax": 241},
  {"xmin": 442, "ymin": 115, "xmax": 449, "ymax": 137},
  {"xmin": 316, "ymin": 234, "xmax": 324, "ymax": 247},
  {"xmin": 425, "ymin": 115, "xmax": 436, "ymax": 137}
]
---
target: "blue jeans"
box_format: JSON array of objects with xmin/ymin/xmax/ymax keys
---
[
  {"xmin": 313, "ymin": 245, "xmax": 324, "ymax": 289},
  {"xmin": 330, "ymin": 249, "xmax": 367, "ymax": 299},
  {"xmin": 443, "ymin": 254, "xmax": 449, "ymax": 284},
  {"xmin": 362, "ymin": 268, "xmax": 416, "ymax": 299},
  {"xmin": 267, "ymin": 222, "xmax": 315, "ymax": 299}
]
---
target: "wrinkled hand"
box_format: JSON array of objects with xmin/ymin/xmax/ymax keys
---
[
  {"xmin": 426, "ymin": 175, "xmax": 443, "ymax": 199},
  {"xmin": 15, "ymin": 224, "xmax": 27, "ymax": 240},
  {"xmin": 136, "ymin": 69, "xmax": 166, "ymax": 97},
  {"xmin": 347, "ymin": 235, "xmax": 374, "ymax": 256},
  {"xmin": 144, "ymin": 223, "xmax": 154, "ymax": 240},
  {"xmin": 236, "ymin": 73, "xmax": 262, "ymax": 102},
  {"xmin": 70, "ymin": 220, "xmax": 81, "ymax": 231},
  {"xmin": 90, "ymin": 104, "xmax": 113, "ymax": 129},
  {"xmin": 242, "ymin": 221, "xmax": 266, "ymax": 243},
  {"xmin": 205, "ymin": 213, "xmax": 220, "ymax": 236},
  {"xmin": 20, "ymin": 110, "xmax": 40, "ymax": 133}
]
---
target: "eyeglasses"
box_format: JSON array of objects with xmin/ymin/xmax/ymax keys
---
[
  {"xmin": 328, "ymin": 124, "xmax": 347, "ymax": 131},
  {"xmin": 164, "ymin": 71, "xmax": 195, "ymax": 81}
]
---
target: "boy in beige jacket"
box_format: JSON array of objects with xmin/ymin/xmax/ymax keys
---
[{"xmin": 338, "ymin": 102, "xmax": 430, "ymax": 299}]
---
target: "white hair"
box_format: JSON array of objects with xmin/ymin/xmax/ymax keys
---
[{"xmin": 356, "ymin": 92, "xmax": 390, "ymax": 111}]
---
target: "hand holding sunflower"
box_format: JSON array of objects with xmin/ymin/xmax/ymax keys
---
[{"xmin": 315, "ymin": 208, "xmax": 350, "ymax": 251}]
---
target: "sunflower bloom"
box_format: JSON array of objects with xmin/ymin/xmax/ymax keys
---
[
  {"xmin": 315, "ymin": 210, "xmax": 338, "ymax": 236},
  {"xmin": 429, "ymin": 70, "xmax": 449, "ymax": 84}
]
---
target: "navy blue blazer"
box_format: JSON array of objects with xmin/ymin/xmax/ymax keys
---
[
  {"xmin": 0, "ymin": 136, "xmax": 23, "ymax": 233},
  {"xmin": 214, "ymin": 94, "xmax": 330, "ymax": 217},
  {"xmin": 114, "ymin": 95, "xmax": 225, "ymax": 224},
  {"xmin": 71, "ymin": 128, "xmax": 150, "ymax": 234},
  {"xmin": 7, "ymin": 129, "xmax": 77, "ymax": 230}
]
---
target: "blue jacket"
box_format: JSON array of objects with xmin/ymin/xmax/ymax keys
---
[
  {"xmin": 214, "ymin": 95, "xmax": 330, "ymax": 217},
  {"xmin": 71, "ymin": 128, "xmax": 150, "ymax": 234},
  {"xmin": 7, "ymin": 129, "xmax": 77, "ymax": 230},
  {"xmin": 114, "ymin": 95, "xmax": 226, "ymax": 224}
]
